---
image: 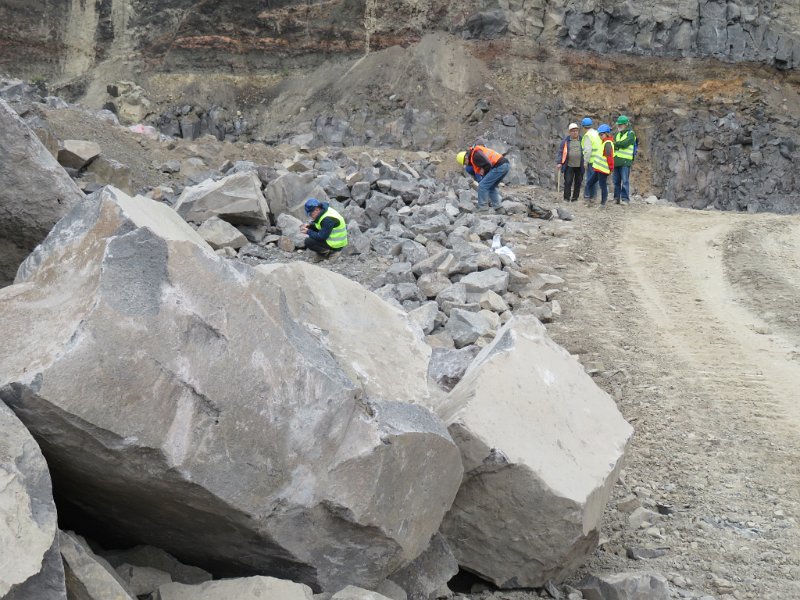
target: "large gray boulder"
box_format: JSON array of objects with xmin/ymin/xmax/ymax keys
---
[
  {"xmin": 100, "ymin": 545, "xmax": 212, "ymax": 585},
  {"xmin": 256, "ymin": 262, "xmax": 436, "ymax": 413},
  {"xmin": 439, "ymin": 316, "xmax": 633, "ymax": 588},
  {"xmin": 155, "ymin": 576, "xmax": 314, "ymax": 600},
  {"xmin": 173, "ymin": 171, "xmax": 270, "ymax": 225},
  {"xmin": 60, "ymin": 531, "xmax": 135, "ymax": 600},
  {"xmin": 264, "ymin": 172, "xmax": 330, "ymax": 220},
  {"xmin": 0, "ymin": 187, "xmax": 462, "ymax": 593},
  {"xmin": 0, "ymin": 403, "xmax": 66, "ymax": 600},
  {"xmin": 388, "ymin": 534, "xmax": 458, "ymax": 600},
  {"xmin": 0, "ymin": 99, "xmax": 83, "ymax": 287},
  {"xmin": 114, "ymin": 564, "xmax": 173, "ymax": 597},
  {"xmin": 332, "ymin": 586, "xmax": 394, "ymax": 600}
]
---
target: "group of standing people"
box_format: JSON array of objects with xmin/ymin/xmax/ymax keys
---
[
  {"xmin": 455, "ymin": 116, "xmax": 637, "ymax": 214},
  {"xmin": 557, "ymin": 116, "xmax": 637, "ymax": 207}
]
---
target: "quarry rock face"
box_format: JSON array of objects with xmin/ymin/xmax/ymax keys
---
[
  {"xmin": 0, "ymin": 99, "xmax": 83, "ymax": 287},
  {"xmin": 0, "ymin": 187, "xmax": 463, "ymax": 594},
  {"xmin": 439, "ymin": 316, "xmax": 634, "ymax": 588},
  {"xmin": 0, "ymin": 403, "xmax": 66, "ymax": 600},
  {"xmin": 3, "ymin": 0, "xmax": 798, "ymax": 79}
]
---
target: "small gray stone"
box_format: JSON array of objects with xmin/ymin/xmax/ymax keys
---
[
  {"xmin": 626, "ymin": 547, "xmax": 669, "ymax": 560},
  {"xmin": 578, "ymin": 572, "xmax": 669, "ymax": 600},
  {"xmin": 197, "ymin": 216, "xmax": 248, "ymax": 250},
  {"xmin": 556, "ymin": 207, "xmax": 573, "ymax": 221},
  {"xmin": 385, "ymin": 262, "xmax": 416, "ymax": 284},
  {"xmin": 60, "ymin": 531, "xmax": 135, "ymax": 600},
  {"xmin": 445, "ymin": 308, "xmax": 493, "ymax": 348},
  {"xmin": 479, "ymin": 290, "xmax": 509, "ymax": 313},
  {"xmin": 436, "ymin": 283, "xmax": 467, "ymax": 307},
  {"xmin": 628, "ymin": 507, "xmax": 660, "ymax": 529},
  {"xmin": 58, "ymin": 140, "xmax": 101, "ymax": 170},
  {"xmin": 417, "ymin": 272, "xmax": 452, "ymax": 299},
  {"xmin": 408, "ymin": 301, "xmax": 439, "ymax": 335},
  {"xmin": 428, "ymin": 347, "xmax": 481, "ymax": 391},
  {"xmin": 459, "ymin": 268, "xmax": 509, "ymax": 294}
]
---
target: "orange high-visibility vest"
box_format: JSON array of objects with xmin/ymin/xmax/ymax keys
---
[{"xmin": 467, "ymin": 145, "xmax": 504, "ymax": 177}]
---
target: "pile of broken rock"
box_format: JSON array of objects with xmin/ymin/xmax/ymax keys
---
[{"xmin": 1, "ymin": 93, "xmax": 640, "ymax": 600}]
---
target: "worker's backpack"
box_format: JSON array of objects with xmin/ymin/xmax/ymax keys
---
[{"xmin": 632, "ymin": 131, "xmax": 639, "ymax": 161}]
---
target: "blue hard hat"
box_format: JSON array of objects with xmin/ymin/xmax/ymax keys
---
[
  {"xmin": 304, "ymin": 198, "xmax": 322, "ymax": 215},
  {"xmin": 581, "ymin": 117, "xmax": 593, "ymax": 127},
  {"xmin": 597, "ymin": 123, "xmax": 612, "ymax": 134}
]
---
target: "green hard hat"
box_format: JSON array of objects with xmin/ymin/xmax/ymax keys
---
[{"xmin": 616, "ymin": 115, "xmax": 630, "ymax": 125}]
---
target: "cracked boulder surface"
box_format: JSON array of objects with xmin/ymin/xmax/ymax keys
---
[{"xmin": 0, "ymin": 186, "xmax": 463, "ymax": 594}]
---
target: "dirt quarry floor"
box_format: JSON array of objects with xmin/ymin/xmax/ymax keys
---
[{"xmin": 522, "ymin": 199, "xmax": 800, "ymax": 599}]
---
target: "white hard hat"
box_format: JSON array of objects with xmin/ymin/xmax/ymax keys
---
[{"xmin": 568, "ymin": 122, "xmax": 579, "ymax": 130}]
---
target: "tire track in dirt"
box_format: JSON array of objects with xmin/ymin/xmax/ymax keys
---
[
  {"xmin": 616, "ymin": 206, "xmax": 800, "ymax": 597},
  {"xmin": 543, "ymin": 201, "xmax": 800, "ymax": 597},
  {"xmin": 622, "ymin": 208, "xmax": 800, "ymax": 435}
]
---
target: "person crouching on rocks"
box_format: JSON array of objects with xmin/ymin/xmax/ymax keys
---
[
  {"xmin": 300, "ymin": 198, "xmax": 348, "ymax": 262},
  {"xmin": 457, "ymin": 144, "xmax": 510, "ymax": 213}
]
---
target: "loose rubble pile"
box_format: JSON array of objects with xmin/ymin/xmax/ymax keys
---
[
  {"xmin": 0, "ymin": 101, "xmax": 644, "ymax": 600},
  {"xmin": 158, "ymin": 147, "xmax": 568, "ymax": 348}
]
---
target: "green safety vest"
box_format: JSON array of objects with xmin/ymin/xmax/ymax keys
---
[
  {"xmin": 614, "ymin": 130, "xmax": 636, "ymax": 162},
  {"xmin": 313, "ymin": 206, "xmax": 348, "ymax": 249}
]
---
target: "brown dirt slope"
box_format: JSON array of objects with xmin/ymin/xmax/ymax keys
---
[{"xmin": 523, "ymin": 199, "xmax": 800, "ymax": 598}]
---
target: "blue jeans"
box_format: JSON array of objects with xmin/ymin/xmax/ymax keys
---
[
  {"xmin": 597, "ymin": 172, "xmax": 609, "ymax": 205},
  {"xmin": 477, "ymin": 161, "xmax": 510, "ymax": 208},
  {"xmin": 613, "ymin": 165, "xmax": 630, "ymax": 201},
  {"xmin": 584, "ymin": 168, "xmax": 598, "ymax": 199},
  {"xmin": 585, "ymin": 169, "xmax": 609, "ymax": 204}
]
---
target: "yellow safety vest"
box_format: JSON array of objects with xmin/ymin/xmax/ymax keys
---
[
  {"xmin": 593, "ymin": 139, "xmax": 614, "ymax": 175},
  {"xmin": 614, "ymin": 130, "xmax": 635, "ymax": 162},
  {"xmin": 313, "ymin": 207, "xmax": 348, "ymax": 249},
  {"xmin": 586, "ymin": 129, "xmax": 602, "ymax": 166}
]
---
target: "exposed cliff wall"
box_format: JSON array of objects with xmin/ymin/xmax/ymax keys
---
[
  {"xmin": 3, "ymin": 1, "xmax": 799, "ymax": 213},
  {"xmin": 2, "ymin": 0, "xmax": 799, "ymax": 83},
  {"xmin": 474, "ymin": 0, "xmax": 800, "ymax": 70}
]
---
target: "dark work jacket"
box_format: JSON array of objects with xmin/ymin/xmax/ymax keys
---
[
  {"xmin": 557, "ymin": 136, "xmax": 585, "ymax": 173},
  {"xmin": 306, "ymin": 202, "xmax": 337, "ymax": 242},
  {"xmin": 469, "ymin": 148, "xmax": 509, "ymax": 173}
]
